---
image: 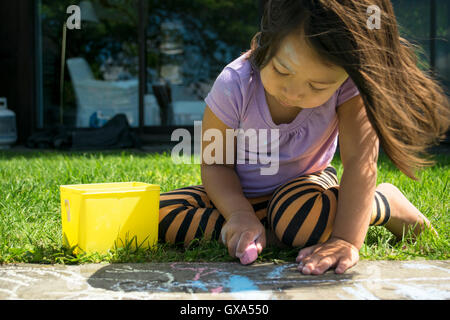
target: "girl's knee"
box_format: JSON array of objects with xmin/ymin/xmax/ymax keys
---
[
  {"xmin": 268, "ymin": 188, "xmax": 338, "ymax": 248},
  {"xmin": 376, "ymin": 183, "xmax": 396, "ymax": 193}
]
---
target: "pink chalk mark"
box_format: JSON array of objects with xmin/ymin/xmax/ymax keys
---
[
  {"xmin": 210, "ymin": 286, "xmax": 223, "ymax": 294},
  {"xmin": 171, "ymin": 263, "xmax": 219, "ymax": 281},
  {"xmin": 193, "ymin": 269, "xmax": 205, "ymax": 281}
]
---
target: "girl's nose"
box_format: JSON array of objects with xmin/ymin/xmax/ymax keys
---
[{"xmin": 282, "ymin": 86, "xmax": 304, "ymax": 101}]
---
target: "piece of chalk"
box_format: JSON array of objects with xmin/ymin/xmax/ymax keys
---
[{"xmin": 239, "ymin": 242, "xmax": 258, "ymax": 265}]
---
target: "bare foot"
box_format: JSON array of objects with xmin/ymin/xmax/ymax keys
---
[{"xmin": 376, "ymin": 183, "xmax": 438, "ymax": 241}]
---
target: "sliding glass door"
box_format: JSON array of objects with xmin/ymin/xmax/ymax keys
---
[
  {"xmin": 37, "ymin": 0, "xmax": 142, "ymax": 129},
  {"xmin": 392, "ymin": 0, "xmax": 449, "ymax": 92},
  {"xmin": 35, "ymin": 0, "xmax": 259, "ymax": 130},
  {"xmin": 35, "ymin": 0, "xmax": 260, "ymax": 130}
]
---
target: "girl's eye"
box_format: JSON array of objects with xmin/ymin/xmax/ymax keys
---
[
  {"xmin": 309, "ymin": 83, "xmax": 326, "ymax": 92},
  {"xmin": 272, "ymin": 65, "xmax": 289, "ymax": 76},
  {"xmin": 272, "ymin": 63, "xmax": 327, "ymax": 92}
]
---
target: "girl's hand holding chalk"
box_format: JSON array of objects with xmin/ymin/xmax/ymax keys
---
[
  {"xmin": 236, "ymin": 242, "xmax": 261, "ymax": 265},
  {"xmin": 220, "ymin": 211, "xmax": 265, "ymax": 264}
]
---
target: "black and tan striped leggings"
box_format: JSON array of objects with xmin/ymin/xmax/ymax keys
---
[{"xmin": 158, "ymin": 166, "xmax": 391, "ymax": 248}]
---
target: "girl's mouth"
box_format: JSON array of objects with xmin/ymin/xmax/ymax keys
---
[{"xmin": 278, "ymin": 97, "xmax": 294, "ymax": 107}]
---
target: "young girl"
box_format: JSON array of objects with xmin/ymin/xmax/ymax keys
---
[{"xmin": 158, "ymin": 0, "xmax": 449, "ymax": 275}]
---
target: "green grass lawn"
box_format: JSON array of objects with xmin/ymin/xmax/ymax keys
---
[{"xmin": 0, "ymin": 149, "xmax": 448, "ymax": 265}]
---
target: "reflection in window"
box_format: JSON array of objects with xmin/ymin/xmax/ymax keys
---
[
  {"xmin": 392, "ymin": 0, "xmax": 449, "ymax": 92},
  {"xmin": 392, "ymin": 0, "xmax": 431, "ymax": 71},
  {"xmin": 145, "ymin": 1, "xmax": 259, "ymax": 126},
  {"xmin": 36, "ymin": 0, "xmax": 263, "ymax": 128},
  {"xmin": 436, "ymin": 0, "xmax": 449, "ymax": 92},
  {"xmin": 39, "ymin": 0, "xmax": 141, "ymax": 128}
]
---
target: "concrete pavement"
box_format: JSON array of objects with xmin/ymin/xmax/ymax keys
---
[{"xmin": 0, "ymin": 260, "xmax": 449, "ymax": 300}]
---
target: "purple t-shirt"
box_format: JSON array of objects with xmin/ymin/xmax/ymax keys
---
[{"xmin": 204, "ymin": 53, "xmax": 360, "ymax": 198}]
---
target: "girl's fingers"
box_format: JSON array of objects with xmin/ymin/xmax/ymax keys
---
[
  {"xmin": 300, "ymin": 254, "xmax": 324, "ymax": 275},
  {"xmin": 296, "ymin": 244, "xmax": 320, "ymax": 263},
  {"xmin": 220, "ymin": 229, "xmax": 227, "ymax": 245},
  {"xmin": 255, "ymin": 232, "xmax": 265, "ymax": 254},
  {"xmin": 227, "ymin": 233, "xmax": 240, "ymax": 258},
  {"xmin": 335, "ymin": 257, "xmax": 357, "ymax": 274},
  {"xmin": 311, "ymin": 256, "xmax": 338, "ymax": 275},
  {"xmin": 236, "ymin": 231, "xmax": 258, "ymax": 258},
  {"xmin": 238, "ymin": 231, "xmax": 265, "ymax": 265}
]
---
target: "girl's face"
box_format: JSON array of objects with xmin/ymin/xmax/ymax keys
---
[{"xmin": 260, "ymin": 31, "xmax": 349, "ymax": 110}]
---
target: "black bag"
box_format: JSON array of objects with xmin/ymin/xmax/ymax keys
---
[
  {"xmin": 26, "ymin": 114, "xmax": 141, "ymax": 150},
  {"xmin": 26, "ymin": 126, "xmax": 71, "ymax": 149}
]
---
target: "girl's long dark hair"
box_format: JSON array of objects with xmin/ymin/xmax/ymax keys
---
[{"xmin": 245, "ymin": 0, "xmax": 450, "ymax": 179}]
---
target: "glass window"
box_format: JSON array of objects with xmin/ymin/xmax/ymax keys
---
[
  {"xmin": 436, "ymin": 0, "xmax": 449, "ymax": 92},
  {"xmin": 145, "ymin": 0, "xmax": 259, "ymax": 126},
  {"xmin": 36, "ymin": 0, "xmax": 259, "ymax": 129},
  {"xmin": 37, "ymin": 0, "xmax": 141, "ymax": 129},
  {"xmin": 391, "ymin": 0, "xmax": 431, "ymax": 71}
]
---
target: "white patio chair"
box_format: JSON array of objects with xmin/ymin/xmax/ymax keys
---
[{"xmin": 67, "ymin": 57, "xmax": 160, "ymax": 127}]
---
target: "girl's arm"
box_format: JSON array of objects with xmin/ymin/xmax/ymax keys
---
[
  {"xmin": 201, "ymin": 165, "xmax": 255, "ymax": 221},
  {"xmin": 201, "ymin": 106, "xmax": 266, "ymax": 259},
  {"xmin": 332, "ymin": 161, "xmax": 377, "ymax": 249},
  {"xmin": 201, "ymin": 106, "xmax": 255, "ymax": 220},
  {"xmin": 297, "ymin": 94, "xmax": 379, "ymax": 274},
  {"xmin": 332, "ymin": 94, "xmax": 379, "ymax": 249}
]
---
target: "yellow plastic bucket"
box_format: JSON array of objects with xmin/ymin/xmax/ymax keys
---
[{"xmin": 60, "ymin": 182, "xmax": 160, "ymax": 254}]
